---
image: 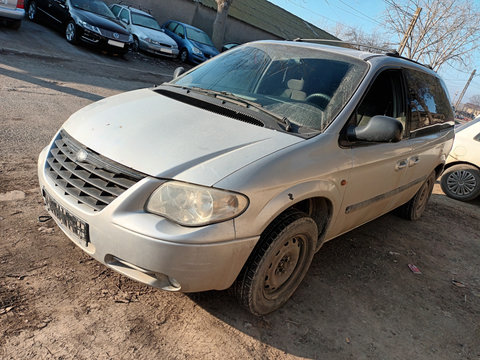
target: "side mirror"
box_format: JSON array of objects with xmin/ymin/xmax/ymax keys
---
[
  {"xmin": 179, "ymin": 33, "xmax": 185, "ymax": 39},
  {"xmin": 347, "ymin": 115, "xmax": 403, "ymax": 143},
  {"xmin": 173, "ymin": 67, "xmax": 185, "ymax": 79}
]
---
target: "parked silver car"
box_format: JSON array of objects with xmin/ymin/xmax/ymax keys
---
[
  {"xmin": 0, "ymin": 0, "xmax": 24, "ymax": 29},
  {"xmin": 38, "ymin": 41, "xmax": 454, "ymax": 315},
  {"xmin": 110, "ymin": 4, "xmax": 178, "ymax": 58}
]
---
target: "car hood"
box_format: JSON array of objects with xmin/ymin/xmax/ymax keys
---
[
  {"xmin": 131, "ymin": 25, "xmax": 177, "ymax": 46},
  {"xmin": 71, "ymin": 8, "xmax": 128, "ymax": 34},
  {"xmin": 62, "ymin": 89, "xmax": 302, "ymax": 186},
  {"xmin": 190, "ymin": 40, "xmax": 218, "ymax": 56}
]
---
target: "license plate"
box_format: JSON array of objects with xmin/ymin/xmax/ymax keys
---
[
  {"xmin": 44, "ymin": 190, "xmax": 89, "ymax": 244},
  {"xmin": 108, "ymin": 39, "xmax": 125, "ymax": 48},
  {"xmin": 161, "ymin": 48, "xmax": 173, "ymax": 54}
]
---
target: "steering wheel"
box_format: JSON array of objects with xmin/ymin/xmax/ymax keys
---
[{"xmin": 305, "ymin": 93, "xmax": 331, "ymax": 109}]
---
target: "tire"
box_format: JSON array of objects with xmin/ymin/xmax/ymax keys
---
[
  {"xmin": 27, "ymin": 0, "xmax": 37, "ymax": 22},
  {"xmin": 8, "ymin": 20, "xmax": 22, "ymax": 30},
  {"xmin": 440, "ymin": 164, "xmax": 480, "ymax": 201},
  {"xmin": 396, "ymin": 171, "xmax": 435, "ymax": 220},
  {"xmin": 179, "ymin": 48, "xmax": 188, "ymax": 63},
  {"xmin": 65, "ymin": 21, "xmax": 77, "ymax": 44},
  {"xmin": 132, "ymin": 36, "xmax": 139, "ymax": 52},
  {"xmin": 233, "ymin": 209, "xmax": 318, "ymax": 316}
]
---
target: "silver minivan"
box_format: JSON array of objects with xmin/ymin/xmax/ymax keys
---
[{"xmin": 38, "ymin": 41, "xmax": 454, "ymax": 315}]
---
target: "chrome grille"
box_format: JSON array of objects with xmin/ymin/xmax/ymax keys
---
[
  {"xmin": 99, "ymin": 29, "xmax": 129, "ymax": 42},
  {"xmin": 45, "ymin": 130, "xmax": 145, "ymax": 211}
]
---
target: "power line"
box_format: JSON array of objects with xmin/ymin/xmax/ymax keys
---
[{"xmin": 336, "ymin": 0, "xmax": 384, "ymax": 27}]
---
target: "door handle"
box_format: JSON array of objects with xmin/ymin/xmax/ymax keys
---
[
  {"xmin": 408, "ymin": 156, "xmax": 420, "ymax": 167},
  {"xmin": 395, "ymin": 159, "xmax": 407, "ymax": 171}
]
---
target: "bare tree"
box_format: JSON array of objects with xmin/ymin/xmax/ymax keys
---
[
  {"xmin": 331, "ymin": 23, "xmax": 392, "ymax": 52},
  {"xmin": 383, "ymin": 0, "xmax": 480, "ymax": 71},
  {"xmin": 469, "ymin": 94, "xmax": 480, "ymax": 106},
  {"xmin": 212, "ymin": 0, "xmax": 233, "ymax": 50}
]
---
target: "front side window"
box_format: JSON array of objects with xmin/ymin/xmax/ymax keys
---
[
  {"xmin": 172, "ymin": 44, "xmax": 368, "ymax": 133},
  {"xmin": 405, "ymin": 69, "xmax": 454, "ymax": 135},
  {"xmin": 174, "ymin": 24, "xmax": 185, "ymax": 37},
  {"xmin": 166, "ymin": 22, "xmax": 177, "ymax": 32},
  {"xmin": 119, "ymin": 8, "xmax": 129, "ymax": 23},
  {"xmin": 354, "ymin": 70, "xmax": 406, "ymax": 136},
  {"xmin": 110, "ymin": 5, "xmax": 121, "ymax": 17}
]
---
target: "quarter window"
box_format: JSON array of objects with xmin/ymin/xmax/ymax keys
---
[
  {"xmin": 405, "ymin": 69, "xmax": 454, "ymax": 135},
  {"xmin": 167, "ymin": 22, "xmax": 177, "ymax": 32},
  {"xmin": 110, "ymin": 5, "xmax": 121, "ymax": 17}
]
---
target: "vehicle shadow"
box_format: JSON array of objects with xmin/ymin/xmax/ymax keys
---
[
  {"xmin": 0, "ymin": 63, "xmax": 104, "ymax": 102},
  {"xmin": 187, "ymin": 206, "xmax": 480, "ymax": 358}
]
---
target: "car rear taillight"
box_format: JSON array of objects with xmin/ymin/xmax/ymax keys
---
[{"xmin": 17, "ymin": 0, "xmax": 24, "ymax": 9}]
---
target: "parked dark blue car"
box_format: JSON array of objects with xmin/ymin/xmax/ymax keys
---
[{"xmin": 161, "ymin": 20, "xmax": 219, "ymax": 64}]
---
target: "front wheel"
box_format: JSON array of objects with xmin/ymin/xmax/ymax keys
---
[
  {"xmin": 132, "ymin": 36, "xmax": 139, "ymax": 52},
  {"xmin": 396, "ymin": 171, "xmax": 435, "ymax": 220},
  {"xmin": 27, "ymin": 0, "xmax": 37, "ymax": 21},
  {"xmin": 179, "ymin": 49, "xmax": 188, "ymax": 63},
  {"xmin": 440, "ymin": 164, "xmax": 480, "ymax": 201},
  {"xmin": 65, "ymin": 21, "xmax": 77, "ymax": 44},
  {"xmin": 233, "ymin": 209, "xmax": 318, "ymax": 316}
]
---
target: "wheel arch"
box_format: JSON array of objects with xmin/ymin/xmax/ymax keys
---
[{"xmin": 443, "ymin": 160, "xmax": 480, "ymax": 172}]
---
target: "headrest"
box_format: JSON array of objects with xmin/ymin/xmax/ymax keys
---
[{"xmin": 287, "ymin": 79, "xmax": 304, "ymax": 91}]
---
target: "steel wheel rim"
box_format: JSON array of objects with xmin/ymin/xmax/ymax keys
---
[
  {"xmin": 263, "ymin": 235, "xmax": 304, "ymax": 299},
  {"xmin": 66, "ymin": 23, "xmax": 75, "ymax": 41},
  {"xmin": 28, "ymin": 2, "xmax": 36, "ymax": 20},
  {"xmin": 180, "ymin": 50, "xmax": 187, "ymax": 62},
  {"xmin": 447, "ymin": 170, "xmax": 477, "ymax": 196}
]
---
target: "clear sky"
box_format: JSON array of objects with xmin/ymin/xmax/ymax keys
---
[{"xmin": 269, "ymin": 0, "xmax": 480, "ymax": 105}]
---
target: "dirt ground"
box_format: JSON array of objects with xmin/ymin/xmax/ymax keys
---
[{"xmin": 1, "ymin": 22, "xmax": 480, "ymax": 360}]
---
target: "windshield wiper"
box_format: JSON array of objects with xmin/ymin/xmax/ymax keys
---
[{"xmin": 186, "ymin": 86, "xmax": 292, "ymax": 132}]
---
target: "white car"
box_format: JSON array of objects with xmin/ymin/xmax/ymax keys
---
[
  {"xmin": 0, "ymin": 0, "xmax": 24, "ymax": 29},
  {"xmin": 441, "ymin": 116, "xmax": 480, "ymax": 201},
  {"xmin": 110, "ymin": 4, "xmax": 179, "ymax": 58}
]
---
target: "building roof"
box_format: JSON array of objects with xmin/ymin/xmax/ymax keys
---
[{"xmin": 198, "ymin": 0, "xmax": 338, "ymax": 41}]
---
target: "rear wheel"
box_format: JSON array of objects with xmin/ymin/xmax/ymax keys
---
[
  {"xmin": 233, "ymin": 209, "xmax": 317, "ymax": 316},
  {"xmin": 396, "ymin": 171, "xmax": 435, "ymax": 220},
  {"xmin": 440, "ymin": 164, "xmax": 480, "ymax": 201},
  {"xmin": 27, "ymin": 0, "xmax": 37, "ymax": 21},
  {"xmin": 65, "ymin": 21, "xmax": 77, "ymax": 44}
]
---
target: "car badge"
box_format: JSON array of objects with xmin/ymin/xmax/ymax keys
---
[
  {"xmin": 113, "ymin": 33, "xmax": 120, "ymax": 39},
  {"xmin": 75, "ymin": 149, "xmax": 88, "ymax": 163}
]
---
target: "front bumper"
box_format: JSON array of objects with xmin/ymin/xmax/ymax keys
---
[
  {"xmin": 139, "ymin": 39, "xmax": 179, "ymax": 58},
  {"xmin": 37, "ymin": 145, "xmax": 258, "ymax": 292},
  {"xmin": 78, "ymin": 27, "xmax": 130, "ymax": 54},
  {"xmin": 0, "ymin": 7, "xmax": 25, "ymax": 21}
]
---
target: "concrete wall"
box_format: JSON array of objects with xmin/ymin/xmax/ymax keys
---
[{"xmin": 105, "ymin": 0, "xmax": 281, "ymax": 48}]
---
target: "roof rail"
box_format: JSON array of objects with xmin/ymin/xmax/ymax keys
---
[
  {"xmin": 292, "ymin": 38, "xmax": 398, "ymax": 55},
  {"xmin": 292, "ymin": 38, "xmax": 433, "ymax": 70}
]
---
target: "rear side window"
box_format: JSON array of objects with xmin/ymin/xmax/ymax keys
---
[
  {"xmin": 167, "ymin": 22, "xmax": 177, "ymax": 32},
  {"xmin": 110, "ymin": 5, "xmax": 121, "ymax": 17},
  {"xmin": 405, "ymin": 69, "xmax": 454, "ymax": 136}
]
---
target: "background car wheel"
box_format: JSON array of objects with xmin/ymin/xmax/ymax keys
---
[
  {"xmin": 27, "ymin": 0, "xmax": 37, "ymax": 21},
  {"xmin": 396, "ymin": 171, "xmax": 435, "ymax": 220},
  {"xmin": 440, "ymin": 164, "xmax": 480, "ymax": 201},
  {"xmin": 232, "ymin": 209, "xmax": 318, "ymax": 316},
  {"xmin": 179, "ymin": 49, "xmax": 188, "ymax": 63},
  {"xmin": 65, "ymin": 21, "xmax": 77, "ymax": 44},
  {"xmin": 132, "ymin": 36, "xmax": 139, "ymax": 52}
]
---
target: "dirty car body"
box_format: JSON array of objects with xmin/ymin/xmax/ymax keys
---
[{"xmin": 38, "ymin": 41, "xmax": 455, "ymax": 315}]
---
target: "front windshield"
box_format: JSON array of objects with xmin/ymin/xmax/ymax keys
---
[
  {"xmin": 186, "ymin": 27, "xmax": 214, "ymax": 46},
  {"xmin": 71, "ymin": 0, "xmax": 115, "ymax": 19},
  {"xmin": 172, "ymin": 43, "xmax": 368, "ymax": 133},
  {"xmin": 132, "ymin": 13, "xmax": 161, "ymax": 30}
]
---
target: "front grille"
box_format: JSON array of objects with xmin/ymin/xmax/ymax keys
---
[
  {"xmin": 45, "ymin": 130, "xmax": 145, "ymax": 211},
  {"xmin": 99, "ymin": 29, "xmax": 129, "ymax": 42}
]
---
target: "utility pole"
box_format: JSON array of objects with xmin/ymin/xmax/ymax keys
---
[
  {"xmin": 398, "ymin": 7, "xmax": 422, "ymax": 56},
  {"xmin": 454, "ymin": 69, "xmax": 476, "ymax": 109}
]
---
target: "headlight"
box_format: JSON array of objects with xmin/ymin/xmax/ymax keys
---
[
  {"xmin": 192, "ymin": 46, "xmax": 202, "ymax": 55},
  {"xmin": 77, "ymin": 20, "xmax": 101, "ymax": 34},
  {"xmin": 146, "ymin": 182, "xmax": 248, "ymax": 226}
]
